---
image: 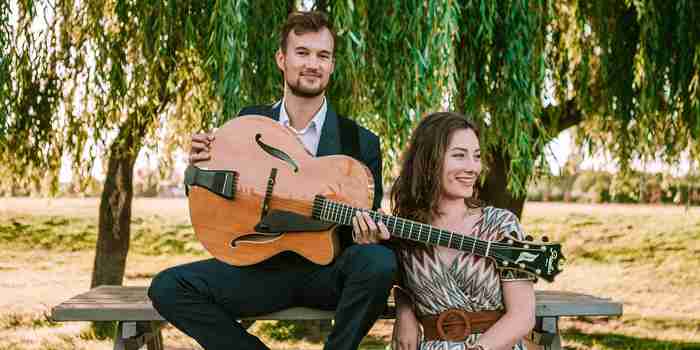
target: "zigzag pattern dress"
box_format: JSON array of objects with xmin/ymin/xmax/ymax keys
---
[{"xmin": 396, "ymin": 206, "xmax": 536, "ymax": 350}]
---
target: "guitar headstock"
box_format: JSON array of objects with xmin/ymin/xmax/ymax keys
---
[{"xmin": 491, "ymin": 232, "xmax": 565, "ymax": 282}]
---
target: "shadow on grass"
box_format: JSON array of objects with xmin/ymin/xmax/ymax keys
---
[{"xmin": 562, "ymin": 328, "xmax": 700, "ymax": 350}]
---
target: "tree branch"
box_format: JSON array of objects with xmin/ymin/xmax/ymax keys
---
[{"xmin": 542, "ymin": 98, "xmax": 584, "ymax": 135}]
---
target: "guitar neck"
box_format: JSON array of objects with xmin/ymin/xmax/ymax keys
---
[{"xmin": 312, "ymin": 197, "xmax": 495, "ymax": 258}]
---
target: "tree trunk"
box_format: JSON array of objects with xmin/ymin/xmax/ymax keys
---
[
  {"xmin": 480, "ymin": 149, "xmax": 526, "ymax": 219},
  {"xmin": 90, "ymin": 138, "xmax": 139, "ymax": 288}
]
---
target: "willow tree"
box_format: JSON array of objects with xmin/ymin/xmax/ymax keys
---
[
  {"xmin": 0, "ymin": 0, "xmax": 294, "ymax": 287},
  {"xmin": 322, "ymin": 0, "xmax": 699, "ymax": 217},
  {"xmin": 3, "ymin": 0, "xmax": 699, "ymax": 289}
]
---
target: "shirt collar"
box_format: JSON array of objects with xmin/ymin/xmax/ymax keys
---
[{"xmin": 279, "ymin": 97, "xmax": 327, "ymax": 133}]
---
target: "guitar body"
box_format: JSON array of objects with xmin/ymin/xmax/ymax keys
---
[{"xmin": 188, "ymin": 116, "xmax": 374, "ymax": 266}]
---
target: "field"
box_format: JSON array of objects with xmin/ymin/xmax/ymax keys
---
[{"xmin": 0, "ymin": 198, "xmax": 699, "ymax": 349}]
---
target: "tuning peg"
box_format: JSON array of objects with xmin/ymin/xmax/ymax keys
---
[
  {"xmin": 525, "ymin": 235, "xmax": 534, "ymax": 241},
  {"xmin": 541, "ymin": 236, "xmax": 549, "ymax": 242}
]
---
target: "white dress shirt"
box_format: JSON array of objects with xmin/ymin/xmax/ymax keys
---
[{"xmin": 278, "ymin": 97, "xmax": 327, "ymax": 156}]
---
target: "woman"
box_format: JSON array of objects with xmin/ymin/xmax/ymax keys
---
[{"xmin": 353, "ymin": 112, "xmax": 536, "ymax": 350}]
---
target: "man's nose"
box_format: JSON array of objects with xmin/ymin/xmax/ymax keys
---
[{"xmin": 304, "ymin": 55, "xmax": 322, "ymax": 68}]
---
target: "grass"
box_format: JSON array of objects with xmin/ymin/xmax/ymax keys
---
[
  {"xmin": 562, "ymin": 328, "xmax": 700, "ymax": 350},
  {"xmin": 0, "ymin": 214, "xmax": 205, "ymax": 256},
  {"xmin": 0, "ymin": 198, "xmax": 699, "ymax": 349}
]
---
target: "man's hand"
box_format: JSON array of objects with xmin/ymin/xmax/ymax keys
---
[
  {"xmin": 392, "ymin": 306, "xmax": 421, "ymax": 350},
  {"xmin": 351, "ymin": 209, "xmax": 390, "ymax": 244},
  {"xmin": 190, "ymin": 133, "xmax": 214, "ymax": 164}
]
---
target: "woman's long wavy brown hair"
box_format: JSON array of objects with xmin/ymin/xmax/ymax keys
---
[{"xmin": 390, "ymin": 111, "xmax": 481, "ymax": 226}]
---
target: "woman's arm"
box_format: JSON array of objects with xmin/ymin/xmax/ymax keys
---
[
  {"xmin": 474, "ymin": 280, "xmax": 535, "ymax": 350},
  {"xmin": 392, "ymin": 287, "xmax": 421, "ymax": 350}
]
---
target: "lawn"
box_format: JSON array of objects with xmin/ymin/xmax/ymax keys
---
[{"xmin": 0, "ymin": 198, "xmax": 698, "ymax": 349}]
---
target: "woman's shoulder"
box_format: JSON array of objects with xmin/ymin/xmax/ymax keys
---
[{"xmin": 482, "ymin": 206, "xmax": 518, "ymax": 221}]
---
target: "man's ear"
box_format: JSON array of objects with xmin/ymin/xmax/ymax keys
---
[{"xmin": 275, "ymin": 49, "xmax": 285, "ymax": 72}]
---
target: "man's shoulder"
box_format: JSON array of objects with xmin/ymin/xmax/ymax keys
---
[
  {"xmin": 238, "ymin": 103, "xmax": 280, "ymax": 117},
  {"xmin": 336, "ymin": 114, "xmax": 379, "ymax": 142}
]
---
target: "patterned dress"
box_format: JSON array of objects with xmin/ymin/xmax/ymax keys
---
[{"xmin": 395, "ymin": 206, "xmax": 536, "ymax": 350}]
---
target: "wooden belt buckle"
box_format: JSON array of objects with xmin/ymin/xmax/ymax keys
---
[{"xmin": 436, "ymin": 309, "xmax": 471, "ymax": 342}]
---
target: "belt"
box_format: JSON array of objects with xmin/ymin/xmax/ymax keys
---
[{"xmin": 419, "ymin": 309, "xmax": 503, "ymax": 342}]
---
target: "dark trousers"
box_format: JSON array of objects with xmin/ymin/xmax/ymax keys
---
[{"xmin": 148, "ymin": 244, "xmax": 397, "ymax": 350}]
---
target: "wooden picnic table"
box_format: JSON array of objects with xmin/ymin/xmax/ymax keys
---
[{"xmin": 51, "ymin": 285, "xmax": 622, "ymax": 350}]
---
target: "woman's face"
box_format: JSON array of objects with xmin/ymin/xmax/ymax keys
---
[{"xmin": 440, "ymin": 128, "xmax": 481, "ymax": 200}]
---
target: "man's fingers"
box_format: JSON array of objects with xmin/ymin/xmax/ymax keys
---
[
  {"xmin": 192, "ymin": 133, "xmax": 214, "ymax": 142},
  {"xmin": 362, "ymin": 212, "xmax": 378, "ymax": 233},
  {"xmin": 355, "ymin": 211, "xmax": 369, "ymax": 235},
  {"xmin": 189, "ymin": 152, "xmax": 211, "ymax": 164},
  {"xmin": 378, "ymin": 221, "xmax": 391, "ymax": 240},
  {"xmin": 191, "ymin": 140, "xmax": 210, "ymax": 152},
  {"xmin": 352, "ymin": 217, "xmax": 368, "ymax": 244}
]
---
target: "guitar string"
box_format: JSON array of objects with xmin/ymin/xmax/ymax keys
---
[
  {"xmin": 225, "ymin": 184, "xmax": 542, "ymax": 251},
  {"xmin": 313, "ymin": 200, "xmax": 552, "ymax": 275},
  {"xmin": 314, "ymin": 198, "xmax": 548, "ymax": 254}
]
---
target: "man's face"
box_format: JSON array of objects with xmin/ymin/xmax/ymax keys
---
[{"xmin": 276, "ymin": 28, "xmax": 335, "ymax": 98}]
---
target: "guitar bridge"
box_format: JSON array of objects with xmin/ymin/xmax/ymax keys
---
[{"xmin": 257, "ymin": 168, "xmax": 278, "ymax": 231}]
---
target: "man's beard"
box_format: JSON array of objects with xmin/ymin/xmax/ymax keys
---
[{"xmin": 288, "ymin": 76, "xmax": 327, "ymax": 98}]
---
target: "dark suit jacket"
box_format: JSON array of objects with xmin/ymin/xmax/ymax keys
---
[{"xmin": 238, "ymin": 101, "xmax": 384, "ymax": 250}]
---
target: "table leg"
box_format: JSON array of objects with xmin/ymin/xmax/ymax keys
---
[
  {"xmin": 113, "ymin": 321, "xmax": 164, "ymax": 350},
  {"xmin": 146, "ymin": 321, "xmax": 165, "ymax": 350},
  {"xmin": 540, "ymin": 316, "xmax": 561, "ymax": 350}
]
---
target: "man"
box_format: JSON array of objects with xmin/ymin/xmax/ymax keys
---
[{"xmin": 148, "ymin": 11, "xmax": 396, "ymax": 350}]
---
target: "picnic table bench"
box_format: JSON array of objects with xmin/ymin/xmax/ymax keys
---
[{"xmin": 51, "ymin": 285, "xmax": 622, "ymax": 350}]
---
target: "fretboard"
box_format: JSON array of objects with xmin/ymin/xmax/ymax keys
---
[{"xmin": 312, "ymin": 196, "xmax": 494, "ymax": 257}]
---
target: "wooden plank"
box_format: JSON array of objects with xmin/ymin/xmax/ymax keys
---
[
  {"xmin": 534, "ymin": 291, "xmax": 623, "ymax": 317},
  {"xmin": 51, "ymin": 286, "xmax": 623, "ymax": 322}
]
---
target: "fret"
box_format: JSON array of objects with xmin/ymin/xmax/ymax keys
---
[
  {"xmin": 409, "ymin": 222, "xmax": 415, "ymax": 240},
  {"xmin": 336, "ymin": 204, "xmax": 342, "ymax": 224},
  {"xmin": 332, "ymin": 203, "xmax": 339, "ymax": 223},
  {"xmin": 400, "ymin": 220, "xmax": 405, "ymax": 238},
  {"xmin": 471, "ymin": 238, "xmax": 477, "ymax": 255},
  {"xmin": 337, "ymin": 204, "xmax": 342, "ymax": 224},
  {"xmin": 485, "ymin": 240, "xmax": 492, "ymax": 257},
  {"xmin": 448, "ymin": 232, "xmax": 453, "ymax": 249}
]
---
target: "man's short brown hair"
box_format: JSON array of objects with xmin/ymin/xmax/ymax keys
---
[{"xmin": 279, "ymin": 11, "xmax": 336, "ymax": 54}]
